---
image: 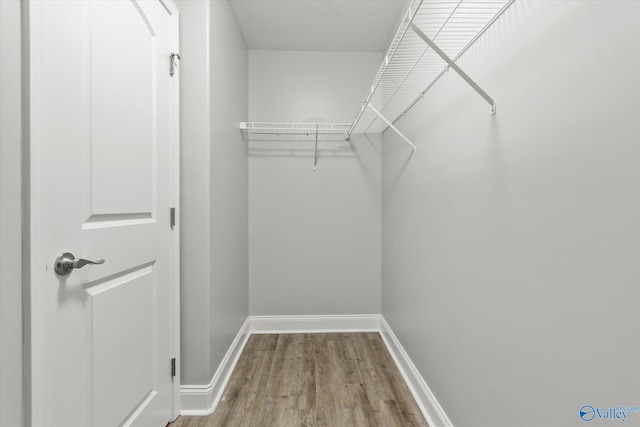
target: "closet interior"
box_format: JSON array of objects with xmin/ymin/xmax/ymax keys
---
[{"xmin": 179, "ymin": 1, "xmax": 640, "ymax": 426}]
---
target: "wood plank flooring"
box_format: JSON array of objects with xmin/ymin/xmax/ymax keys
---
[{"xmin": 170, "ymin": 333, "xmax": 429, "ymax": 427}]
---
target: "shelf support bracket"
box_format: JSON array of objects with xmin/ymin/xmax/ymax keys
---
[
  {"xmin": 410, "ymin": 23, "xmax": 496, "ymax": 115},
  {"xmin": 368, "ymin": 104, "xmax": 416, "ymax": 154},
  {"xmin": 313, "ymin": 125, "xmax": 319, "ymax": 171}
]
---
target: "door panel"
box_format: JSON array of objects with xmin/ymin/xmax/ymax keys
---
[
  {"xmin": 88, "ymin": 264, "xmax": 156, "ymax": 427},
  {"xmin": 29, "ymin": 1, "xmax": 178, "ymax": 426},
  {"xmin": 89, "ymin": 1, "xmax": 155, "ymax": 218}
]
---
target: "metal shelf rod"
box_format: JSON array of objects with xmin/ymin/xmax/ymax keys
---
[
  {"xmin": 367, "ymin": 104, "xmax": 416, "ymax": 154},
  {"xmin": 410, "ymin": 22, "xmax": 496, "ymax": 115}
]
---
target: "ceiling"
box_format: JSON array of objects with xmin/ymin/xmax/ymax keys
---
[{"xmin": 229, "ymin": 0, "xmax": 407, "ymax": 52}]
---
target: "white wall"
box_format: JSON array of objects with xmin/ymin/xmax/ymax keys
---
[
  {"xmin": 381, "ymin": 2, "xmax": 640, "ymax": 426},
  {"xmin": 176, "ymin": 0, "xmax": 212, "ymax": 385},
  {"xmin": 208, "ymin": 0, "xmax": 249, "ymax": 378},
  {"xmin": 248, "ymin": 51, "xmax": 382, "ymax": 315},
  {"xmin": 0, "ymin": 1, "xmax": 23, "ymax": 426},
  {"xmin": 176, "ymin": 0, "xmax": 248, "ymax": 387}
]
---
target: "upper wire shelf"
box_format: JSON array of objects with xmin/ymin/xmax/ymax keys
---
[{"xmin": 349, "ymin": 0, "xmax": 514, "ymax": 137}]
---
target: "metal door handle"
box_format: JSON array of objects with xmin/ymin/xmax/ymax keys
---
[{"xmin": 55, "ymin": 252, "xmax": 105, "ymax": 276}]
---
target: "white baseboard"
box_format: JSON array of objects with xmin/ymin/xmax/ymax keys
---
[
  {"xmin": 179, "ymin": 317, "xmax": 251, "ymax": 416},
  {"xmin": 249, "ymin": 314, "xmax": 381, "ymax": 334},
  {"xmin": 179, "ymin": 314, "xmax": 453, "ymax": 427},
  {"xmin": 379, "ymin": 316, "xmax": 454, "ymax": 427}
]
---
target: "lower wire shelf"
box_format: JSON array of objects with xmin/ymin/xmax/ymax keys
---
[
  {"xmin": 239, "ymin": 122, "xmax": 351, "ymax": 141},
  {"xmin": 239, "ymin": 122, "xmax": 352, "ymax": 171}
]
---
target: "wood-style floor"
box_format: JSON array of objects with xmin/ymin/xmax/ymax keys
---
[{"xmin": 170, "ymin": 333, "xmax": 429, "ymax": 427}]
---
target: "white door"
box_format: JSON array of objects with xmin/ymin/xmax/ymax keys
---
[{"xmin": 28, "ymin": 1, "xmax": 179, "ymax": 426}]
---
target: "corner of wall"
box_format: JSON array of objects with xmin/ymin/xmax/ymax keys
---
[{"xmin": 207, "ymin": 0, "xmax": 250, "ymax": 388}]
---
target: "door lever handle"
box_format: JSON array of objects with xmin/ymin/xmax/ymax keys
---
[{"xmin": 55, "ymin": 252, "xmax": 105, "ymax": 276}]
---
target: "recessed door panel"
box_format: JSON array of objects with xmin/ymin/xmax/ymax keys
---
[
  {"xmin": 86, "ymin": 264, "xmax": 156, "ymax": 427},
  {"xmin": 89, "ymin": 1, "xmax": 156, "ymax": 220}
]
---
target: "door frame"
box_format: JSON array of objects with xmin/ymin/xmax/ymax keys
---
[
  {"xmin": 23, "ymin": 0, "xmax": 181, "ymax": 423},
  {"xmin": 166, "ymin": 0, "xmax": 182, "ymax": 421}
]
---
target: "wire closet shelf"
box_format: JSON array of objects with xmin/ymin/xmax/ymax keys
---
[
  {"xmin": 348, "ymin": 0, "xmax": 513, "ymax": 139},
  {"xmin": 239, "ymin": 122, "xmax": 351, "ymax": 141},
  {"xmin": 240, "ymin": 0, "xmax": 514, "ymax": 147}
]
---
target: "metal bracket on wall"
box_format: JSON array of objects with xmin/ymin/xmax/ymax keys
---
[
  {"xmin": 367, "ymin": 104, "xmax": 416, "ymax": 154},
  {"xmin": 313, "ymin": 125, "xmax": 319, "ymax": 171},
  {"xmin": 410, "ymin": 23, "xmax": 496, "ymax": 115}
]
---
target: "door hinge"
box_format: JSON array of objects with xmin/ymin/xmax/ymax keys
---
[
  {"xmin": 170, "ymin": 207, "xmax": 176, "ymax": 228},
  {"xmin": 170, "ymin": 53, "xmax": 180, "ymax": 77},
  {"xmin": 171, "ymin": 357, "xmax": 176, "ymax": 377}
]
